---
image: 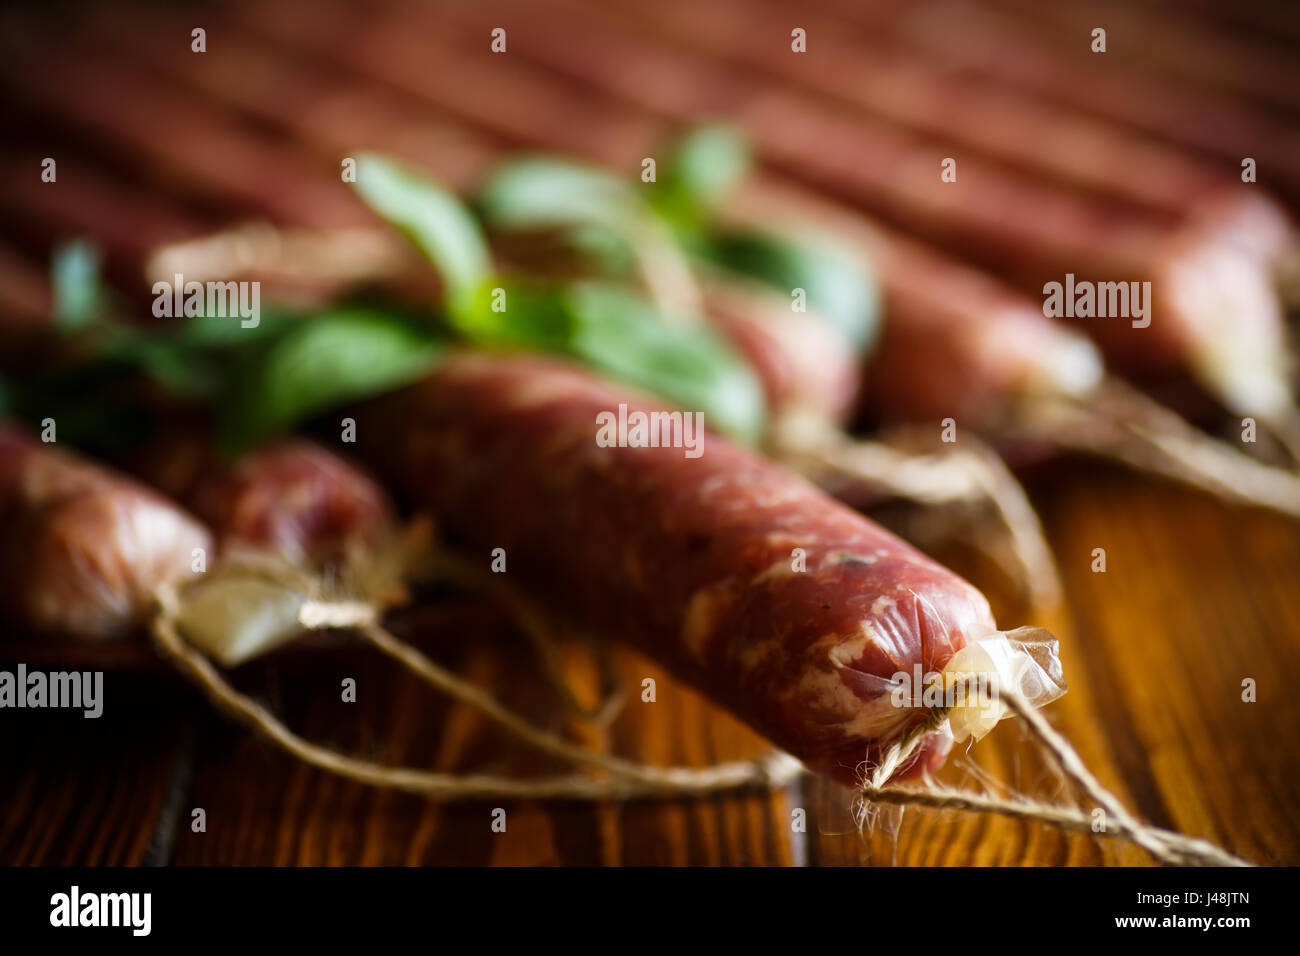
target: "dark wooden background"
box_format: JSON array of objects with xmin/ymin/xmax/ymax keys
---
[
  {"xmin": 4, "ymin": 463, "xmax": 1297, "ymax": 866},
  {"xmin": 1, "ymin": 0, "xmax": 1298, "ymax": 865}
]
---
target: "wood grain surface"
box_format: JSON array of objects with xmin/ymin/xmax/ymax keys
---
[
  {"xmin": 3, "ymin": 465, "xmax": 1296, "ymax": 866},
  {"xmin": 1, "ymin": 0, "xmax": 1298, "ymax": 866}
]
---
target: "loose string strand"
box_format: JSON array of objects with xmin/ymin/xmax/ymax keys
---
[
  {"xmin": 859, "ymin": 685, "xmax": 1251, "ymax": 867},
  {"xmin": 355, "ymin": 618, "xmax": 769, "ymax": 789},
  {"xmin": 770, "ymin": 411, "xmax": 1062, "ymax": 609},
  {"xmin": 422, "ymin": 551, "xmax": 623, "ymax": 722},
  {"xmin": 150, "ymin": 602, "xmax": 803, "ymax": 800},
  {"xmin": 150, "ymin": 563, "xmax": 1247, "ymax": 865},
  {"xmin": 1021, "ymin": 377, "xmax": 1300, "ymax": 518}
]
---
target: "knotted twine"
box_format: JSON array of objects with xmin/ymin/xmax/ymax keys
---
[
  {"xmin": 148, "ymin": 549, "xmax": 1250, "ymax": 866},
  {"xmin": 771, "ymin": 410, "xmax": 1061, "ymax": 609},
  {"xmin": 1017, "ymin": 376, "xmax": 1300, "ymax": 517}
]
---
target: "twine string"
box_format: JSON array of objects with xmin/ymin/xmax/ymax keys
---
[
  {"xmin": 859, "ymin": 681, "xmax": 1252, "ymax": 867},
  {"xmin": 771, "ymin": 411, "xmax": 1062, "ymax": 608},
  {"xmin": 1020, "ymin": 377, "xmax": 1300, "ymax": 518},
  {"xmin": 422, "ymin": 551, "xmax": 624, "ymax": 722},
  {"xmin": 150, "ymin": 594, "xmax": 803, "ymax": 800},
  {"xmin": 149, "ymin": 560, "xmax": 1248, "ymax": 865},
  {"xmin": 355, "ymin": 618, "xmax": 763, "ymax": 788}
]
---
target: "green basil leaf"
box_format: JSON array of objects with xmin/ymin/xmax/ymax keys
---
[
  {"xmin": 166, "ymin": 305, "xmax": 294, "ymax": 349},
  {"xmin": 219, "ymin": 304, "xmax": 446, "ymax": 455},
  {"xmin": 701, "ymin": 230, "xmax": 881, "ymax": 355},
  {"xmin": 439, "ymin": 276, "xmax": 764, "ymax": 443},
  {"xmin": 50, "ymin": 240, "xmax": 106, "ymax": 333},
  {"xmin": 121, "ymin": 340, "xmax": 224, "ymax": 399},
  {"xmin": 351, "ymin": 153, "xmax": 492, "ymax": 304},
  {"xmin": 477, "ymin": 158, "xmax": 643, "ymax": 278},
  {"xmin": 652, "ymin": 125, "xmax": 751, "ymax": 228},
  {"xmin": 447, "ymin": 279, "xmax": 578, "ymax": 351},
  {"xmin": 477, "ymin": 157, "xmax": 638, "ymax": 232},
  {"xmin": 562, "ymin": 281, "xmax": 766, "ymax": 445},
  {"xmin": 88, "ymin": 310, "xmax": 294, "ymax": 402}
]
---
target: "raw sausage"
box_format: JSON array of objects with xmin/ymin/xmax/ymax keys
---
[
  {"xmin": 384, "ymin": 0, "xmax": 1289, "ymax": 421},
  {"xmin": 719, "ymin": 177, "xmax": 1107, "ymax": 425},
  {"xmin": 586, "ymin": 0, "xmax": 1295, "ymax": 263},
  {"xmin": 0, "ymin": 424, "xmax": 211, "ymax": 640},
  {"xmin": 22, "ymin": 2, "xmax": 1088, "ymax": 433},
  {"xmin": 854, "ymin": 0, "xmax": 1300, "ymax": 205},
  {"xmin": 174, "ymin": 439, "xmax": 392, "ymax": 565},
  {"xmin": 0, "ymin": 417, "xmax": 392, "ymax": 642},
  {"xmin": 355, "ymin": 352, "xmax": 1014, "ymax": 784}
]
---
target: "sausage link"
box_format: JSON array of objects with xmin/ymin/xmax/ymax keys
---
[
  {"xmin": 0, "ymin": 42, "xmax": 369, "ymax": 231},
  {"xmin": 0, "ymin": 418, "xmax": 393, "ymax": 642},
  {"xmin": 185, "ymin": 441, "xmax": 392, "ymax": 563},
  {"xmin": 384, "ymin": 0, "xmax": 1287, "ymax": 409},
  {"xmin": 992, "ymin": 0, "xmax": 1300, "ymax": 116},
  {"xmin": 858, "ymin": 0, "xmax": 1300, "ymax": 205},
  {"xmin": 355, "ymin": 353, "xmax": 998, "ymax": 783},
  {"xmin": 581, "ymin": 0, "xmax": 1295, "ymax": 263},
  {"xmin": 0, "ymin": 424, "xmax": 211, "ymax": 640},
  {"xmin": 127, "ymin": 432, "xmax": 393, "ymax": 565},
  {"xmin": 722, "ymin": 177, "xmax": 1107, "ymax": 424}
]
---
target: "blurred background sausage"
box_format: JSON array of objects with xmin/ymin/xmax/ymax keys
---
[{"xmin": 0, "ymin": 423, "xmax": 210, "ymax": 640}]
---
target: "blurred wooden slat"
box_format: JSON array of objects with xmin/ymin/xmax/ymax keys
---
[{"xmin": 0, "ymin": 673, "xmax": 193, "ymax": 866}]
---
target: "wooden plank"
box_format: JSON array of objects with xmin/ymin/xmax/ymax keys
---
[{"xmin": 0, "ymin": 671, "xmax": 193, "ymax": 866}]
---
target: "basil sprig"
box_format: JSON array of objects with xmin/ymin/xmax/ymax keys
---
[
  {"xmin": 352, "ymin": 153, "xmax": 491, "ymax": 312},
  {"xmin": 697, "ymin": 230, "xmax": 881, "ymax": 353},
  {"xmin": 648, "ymin": 124, "xmax": 752, "ymax": 234},
  {"xmin": 477, "ymin": 126, "xmax": 881, "ymax": 354},
  {"xmin": 12, "ymin": 242, "xmax": 449, "ymax": 458},
  {"xmin": 50, "ymin": 240, "xmax": 107, "ymax": 333},
  {"xmin": 562, "ymin": 281, "xmax": 764, "ymax": 445},
  {"xmin": 15, "ymin": 144, "xmax": 793, "ymax": 458},
  {"xmin": 352, "ymin": 154, "xmax": 767, "ymax": 445},
  {"xmin": 218, "ymin": 304, "xmax": 445, "ymax": 455},
  {"xmin": 475, "ymin": 156, "xmax": 640, "ymax": 236}
]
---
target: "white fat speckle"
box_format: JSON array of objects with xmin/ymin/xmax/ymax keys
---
[
  {"xmin": 737, "ymin": 637, "xmax": 778, "ymax": 673},
  {"xmin": 681, "ymin": 585, "xmax": 731, "ymax": 664},
  {"xmin": 751, "ymin": 558, "xmax": 798, "ymax": 586},
  {"xmin": 829, "ymin": 618, "xmax": 906, "ymax": 670},
  {"xmin": 497, "ymin": 372, "xmax": 609, "ymax": 410},
  {"xmin": 793, "ymin": 660, "xmax": 912, "ymax": 740},
  {"xmin": 829, "ymin": 627, "xmax": 875, "ymax": 669},
  {"xmin": 747, "ymin": 487, "xmax": 806, "ymax": 509}
]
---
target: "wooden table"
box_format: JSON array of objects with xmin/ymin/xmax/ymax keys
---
[{"xmin": 4, "ymin": 461, "xmax": 1295, "ymax": 865}]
